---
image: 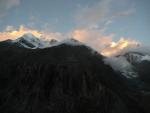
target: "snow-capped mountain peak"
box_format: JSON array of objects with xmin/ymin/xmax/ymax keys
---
[
  {"xmin": 124, "ymin": 52, "xmax": 150, "ymax": 64},
  {"xmin": 11, "ymin": 33, "xmax": 85, "ymax": 49},
  {"xmin": 13, "ymin": 33, "xmax": 43, "ymax": 48},
  {"xmin": 15, "ymin": 33, "xmax": 41, "ymax": 43},
  {"xmin": 12, "ymin": 33, "xmax": 58, "ymax": 49},
  {"xmin": 105, "ymin": 50, "xmax": 150, "ymax": 79}
]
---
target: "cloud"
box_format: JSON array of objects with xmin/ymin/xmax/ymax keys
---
[
  {"xmin": 104, "ymin": 8, "xmax": 135, "ymax": 25},
  {"xmin": 41, "ymin": 32, "xmax": 65, "ymax": 41},
  {"xmin": 110, "ymin": 9, "xmax": 136, "ymax": 20},
  {"xmin": 104, "ymin": 56, "xmax": 133, "ymax": 75},
  {"xmin": 0, "ymin": 0, "xmax": 20, "ymax": 18},
  {"xmin": 76, "ymin": 0, "xmax": 136, "ymax": 28},
  {"xmin": 0, "ymin": 0, "xmax": 138, "ymax": 57},
  {"xmin": 71, "ymin": 28, "xmax": 140, "ymax": 57},
  {"xmin": 72, "ymin": 28, "xmax": 115, "ymax": 51},
  {"xmin": 73, "ymin": 0, "xmax": 138, "ymax": 56},
  {"xmin": 101, "ymin": 38, "xmax": 140, "ymax": 56},
  {"xmin": 0, "ymin": 25, "xmax": 141, "ymax": 57},
  {"xmin": 0, "ymin": 25, "xmax": 65, "ymax": 41},
  {"xmin": 0, "ymin": 0, "xmax": 142, "ymax": 57},
  {"xmin": 76, "ymin": 0, "xmax": 112, "ymax": 28},
  {"xmin": 5, "ymin": 25, "xmax": 16, "ymax": 31}
]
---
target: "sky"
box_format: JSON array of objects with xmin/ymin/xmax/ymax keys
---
[{"xmin": 0, "ymin": 0, "xmax": 149, "ymax": 56}]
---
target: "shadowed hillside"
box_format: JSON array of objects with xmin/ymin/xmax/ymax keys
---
[{"xmin": 0, "ymin": 41, "xmax": 145, "ymax": 113}]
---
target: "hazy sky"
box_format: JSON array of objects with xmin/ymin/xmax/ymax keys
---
[{"xmin": 0, "ymin": 0, "xmax": 150, "ymax": 45}]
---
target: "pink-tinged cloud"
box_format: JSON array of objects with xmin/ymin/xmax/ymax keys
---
[
  {"xmin": 72, "ymin": 28, "xmax": 140, "ymax": 56},
  {"xmin": 0, "ymin": 25, "xmax": 42, "ymax": 41},
  {"xmin": 0, "ymin": 25, "xmax": 65, "ymax": 41},
  {"xmin": 0, "ymin": 25, "xmax": 140, "ymax": 57},
  {"xmin": 72, "ymin": 28, "xmax": 114, "ymax": 49},
  {"xmin": 101, "ymin": 38, "xmax": 140, "ymax": 56}
]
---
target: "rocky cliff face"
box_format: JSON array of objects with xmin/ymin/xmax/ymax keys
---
[{"xmin": 0, "ymin": 41, "xmax": 145, "ymax": 113}]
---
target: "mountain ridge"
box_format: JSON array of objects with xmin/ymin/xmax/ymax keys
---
[{"xmin": 0, "ymin": 37, "xmax": 145, "ymax": 113}]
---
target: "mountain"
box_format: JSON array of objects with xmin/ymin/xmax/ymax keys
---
[
  {"xmin": 11, "ymin": 33, "xmax": 85, "ymax": 49},
  {"xmin": 121, "ymin": 51, "xmax": 150, "ymax": 113},
  {"xmin": 105, "ymin": 50, "xmax": 150, "ymax": 79},
  {"xmin": 12, "ymin": 33, "xmax": 58, "ymax": 49},
  {"xmin": 118, "ymin": 51, "xmax": 150, "ymax": 87},
  {"xmin": 105, "ymin": 49, "xmax": 150, "ymax": 113},
  {"xmin": 124, "ymin": 52, "xmax": 150, "ymax": 65},
  {"xmin": 0, "ymin": 36, "xmax": 144, "ymax": 113},
  {"xmin": 122, "ymin": 52, "xmax": 150, "ymax": 88}
]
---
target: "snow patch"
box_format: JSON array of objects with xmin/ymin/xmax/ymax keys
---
[{"xmin": 141, "ymin": 55, "xmax": 150, "ymax": 61}]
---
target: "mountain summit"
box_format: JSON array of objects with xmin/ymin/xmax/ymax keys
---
[{"xmin": 12, "ymin": 33, "xmax": 58, "ymax": 48}]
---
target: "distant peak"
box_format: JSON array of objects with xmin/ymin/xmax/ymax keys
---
[
  {"xmin": 67, "ymin": 38, "xmax": 80, "ymax": 42},
  {"xmin": 59, "ymin": 38, "xmax": 83, "ymax": 46}
]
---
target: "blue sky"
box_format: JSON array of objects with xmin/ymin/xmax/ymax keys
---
[{"xmin": 0, "ymin": 0, "xmax": 150, "ymax": 45}]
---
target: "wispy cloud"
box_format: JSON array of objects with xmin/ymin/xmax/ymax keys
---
[
  {"xmin": 0, "ymin": 0, "xmax": 20, "ymax": 18},
  {"xmin": 105, "ymin": 8, "xmax": 136, "ymax": 25},
  {"xmin": 110, "ymin": 8, "xmax": 135, "ymax": 20},
  {"xmin": 76, "ymin": 0, "xmax": 111, "ymax": 28},
  {"xmin": 76, "ymin": 0, "xmax": 136, "ymax": 28},
  {"xmin": 112, "ymin": 9, "xmax": 135, "ymax": 18}
]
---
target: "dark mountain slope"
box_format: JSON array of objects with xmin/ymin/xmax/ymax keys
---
[{"xmin": 0, "ymin": 42, "xmax": 144, "ymax": 113}]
